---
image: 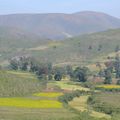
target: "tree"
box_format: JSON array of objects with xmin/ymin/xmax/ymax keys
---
[
  {"xmin": 73, "ymin": 67, "xmax": 88, "ymax": 82},
  {"xmin": 104, "ymin": 69, "xmax": 112, "ymax": 84},
  {"xmin": 48, "ymin": 74, "xmax": 53, "ymax": 81},
  {"xmin": 20, "ymin": 62, "xmax": 28, "ymax": 71},
  {"xmin": 114, "ymin": 54, "xmax": 120, "ymax": 78},
  {"xmin": 116, "ymin": 80, "xmax": 120, "ymax": 85},
  {"xmin": 54, "ymin": 72, "xmax": 62, "ymax": 81},
  {"xmin": 66, "ymin": 65, "xmax": 74, "ymax": 78},
  {"xmin": 88, "ymin": 45, "xmax": 92, "ymax": 50},
  {"xmin": 104, "ymin": 61, "xmax": 114, "ymax": 73},
  {"xmin": 98, "ymin": 44, "xmax": 102, "ymax": 51},
  {"xmin": 10, "ymin": 59, "xmax": 18, "ymax": 70}
]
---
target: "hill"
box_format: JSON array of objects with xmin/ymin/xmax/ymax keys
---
[
  {"xmin": 1, "ymin": 28, "xmax": 120, "ymax": 66},
  {"xmin": 0, "ymin": 26, "xmax": 48, "ymax": 63},
  {"xmin": 0, "ymin": 11, "xmax": 120, "ymax": 39},
  {"xmin": 27, "ymin": 28, "xmax": 120, "ymax": 65}
]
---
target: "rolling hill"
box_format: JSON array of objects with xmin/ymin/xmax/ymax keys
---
[
  {"xmin": 0, "ymin": 26, "xmax": 48, "ymax": 64},
  {"xmin": 0, "ymin": 11, "xmax": 120, "ymax": 39},
  {"xmin": 1, "ymin": 28, "xmax": 120, "ymax": 66}
]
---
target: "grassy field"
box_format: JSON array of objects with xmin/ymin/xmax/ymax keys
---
[
  {"xmin": 69, "ymin": 95, "xmax": 111, "ymax": 119},
  {"xmin": 88, "ymin": 92, "xmax": 120, "ymax": 120},
  {"xmin": 0, "ymin": 70, "xmax": 79, "ymax": 120},
  {"xmin": 92, "ymin": 92, "xmax": 120, "ymax": 109},
  {"xmin": 48, "ymin": 81, "xmax": 90, "ymax": 91},
  {"xmin": 0, "ymin": 70, "xmax": 45, "ymax": 97}
]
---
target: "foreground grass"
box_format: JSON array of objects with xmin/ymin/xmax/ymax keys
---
[{"xmin": 0, "ymin": 107, "xmax": 77, "ymax": 120}]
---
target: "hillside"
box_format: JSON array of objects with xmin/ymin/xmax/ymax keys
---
[
  {"xmin": 0, "ymin": 11, "xmax": 120, "ymax": 39},
  {"xmin": 26, "ymin": 28, "xmax": 120, "ymax": 65},
  {"xmin": 0, "ymin": 26, "xmax": 48, "ymax": 63},
  {"xmin": 1, "ymin": 28, "xmax": 120, "ymax": 66}
]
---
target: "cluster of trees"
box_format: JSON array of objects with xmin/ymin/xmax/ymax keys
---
[
  {"xmin": 9, "ymin": 56, "xmax": 89, "ymax": 82},
  {"xmin": 88, "ymin": 44, "xmax": 102, "ymax": 51},
  {"xmin": 97, "ymin": 54, "xmax": 120, "ymax": 84}
]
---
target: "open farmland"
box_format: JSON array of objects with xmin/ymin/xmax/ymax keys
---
[{"xmin": 0, "ymin": 70, "xmax": 78, "ymax": 120}]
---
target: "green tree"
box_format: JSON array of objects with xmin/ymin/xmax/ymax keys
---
[
  {"xmin": 73, "ymin": 67, "xmax": 88, "ymax": 82},
  {"xmin": 54, "ymin": 72, "xmax": 62, "ymax": 81},
  {"xmin": 10, "ymin": 59, "xmax": 18, "ymax": 70},
  {"xmin": 104, "ymin": 69, "xmax": 112, "ymax": 84},
  {"xmin": 114, "ymin": 54, "xmax": 120, "ymax": 78}
]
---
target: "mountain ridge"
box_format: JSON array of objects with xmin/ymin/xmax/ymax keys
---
[{"xmin": 0, "ymin": 11, "xmax": 120, "ymax": 39}]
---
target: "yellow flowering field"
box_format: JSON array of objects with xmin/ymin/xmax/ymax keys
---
[
  {"xmin": 96, "ymin": 85, "xmax": 120, "ymax": 89},
  {"xmin": 0, "ymin": 97, "xmax": 62, "ymax": 108},
  {"xmin": 33, "ymin": 92, "xmax": 63, "ymax": 98}
]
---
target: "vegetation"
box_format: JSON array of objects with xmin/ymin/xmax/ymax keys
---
[
  {"xmin": 33, "ymin": 92, "xmax": 63, "ymax": 98},
  {"xmin": 96, "ymin": 85, "xmax": 120, "ymax": 92},
  {"xmin": 0, "ymin": 70, "xmax": 45, "ymax": 97},
  {"xmin": 0, "ymin": 97, "xmax": 62, "ymax": 108},
  {"xmin": 1, "ymin": 28, "xmax": 120, "ymax": 119},
  {"xmin": 88, "ymin": 92, "xmax": 120, "ymax": 115},
  {"xmin": 1, "ymin": 29, "xmax": 120, "ymax": 66}
]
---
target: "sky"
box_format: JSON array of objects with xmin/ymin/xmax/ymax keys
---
[{"xmin": 0, "ymin": 0, "xmax": 119, "ymax": 18}]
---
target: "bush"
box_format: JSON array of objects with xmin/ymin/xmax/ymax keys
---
[
  {"xmin": 116, "ymin": 80, "xmax": 120, "ymax": 85},
  {"xmin": 58, "ymin": 90, "xmax": 87, "ymax": 104}
]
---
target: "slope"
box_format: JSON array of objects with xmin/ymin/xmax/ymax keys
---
[{"xmin": 0, "ymin": 11, "xmax": 120, "ymax": 39}]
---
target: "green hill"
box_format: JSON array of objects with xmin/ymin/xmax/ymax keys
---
[
  {"xmin": 1, "ymin": 28, "xmax": 120, "ymax": 66},
  {"xmin": 26, "ymin": 28, "xmax": 120, "ymax": 66},
  {"xmin": 0, "ymin": 26, "xmax": 48, "ymax": 64}
]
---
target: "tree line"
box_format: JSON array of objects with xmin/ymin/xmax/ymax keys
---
[{"xmin": 9, "ymin": 56, "xmax": 89, "ymax": 82}]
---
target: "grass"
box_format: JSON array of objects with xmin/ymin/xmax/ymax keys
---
[
  {"xmin": 92, "ymin": 92, "xmax": 120, "ymax": 109},
  {"xmin": 0, "ymin": 107, "xmax": 77, "ymax": 120},
  {"xmin": 69, "ymin": 95, "xmax": 111, "ymax": 119},
  {"xmin": 48, "ymin": 81, "xmax": 90, "ymax": 91},
  {"xmin": 2, "ymin": 29, "xmax": 120, "ymax": 66},
  {"xmin": 0, "ymin": 70, "xmax": 45, "ymax": 97},
  {"xmin": 0, "ymin": 97, "xmax": 62, "ymax": 108}
]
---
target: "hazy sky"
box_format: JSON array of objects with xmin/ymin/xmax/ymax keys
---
[{"xmin": 0, "ymin": 0, "xmax": 119, "ymax": 18}]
